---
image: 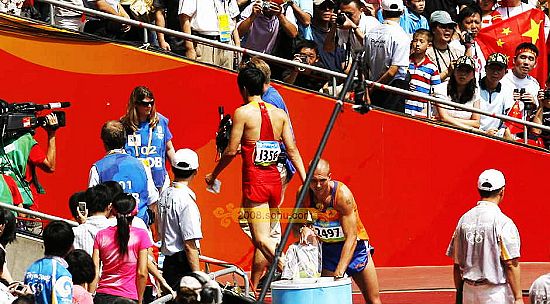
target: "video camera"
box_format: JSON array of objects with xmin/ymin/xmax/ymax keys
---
[{"xmin": 0, "ymin": 100, "xmax": 70, "ymax": 139}]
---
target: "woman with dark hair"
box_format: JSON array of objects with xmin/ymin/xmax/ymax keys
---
[
  {"xmin": 66, "ymin": 249, "xmax": 95, "ymax": 304},
  {"xmin": 91, "ymin": 193, "xmax": 152, "ymax": 304},
  {"xmin": 434, "ymin": 56, "xmax": 481, "ymax": 129},
  {"xmin": 120, "ymin": 86, "xmax": 175, "ymax": 192}
]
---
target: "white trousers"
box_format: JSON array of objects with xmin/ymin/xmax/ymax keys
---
[{"xmin": 463, "ymin": 282, "xmax": 514, "ymax": 304}]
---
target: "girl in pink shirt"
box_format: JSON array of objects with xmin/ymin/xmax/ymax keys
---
[{"xmin": 91, "ymin": 194, "xmax": 152, "ymax": 304}]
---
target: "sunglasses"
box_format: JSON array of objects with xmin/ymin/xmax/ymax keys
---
[
  {"xmin": 138, "ymin": 99, "xmax": 154, "ymax": 106},
  {"xmin": 437, "ymin": 24, "xmax": 455, "ymax": 30}
]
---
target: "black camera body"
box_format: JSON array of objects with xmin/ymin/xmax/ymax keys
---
[
  {"xmin": 0, "ymin": 100, "xmax": 69, "ymax": 140},
  {"xmin": 463, "ymin": 31, "xmax": 474, "ymax": 44},
  {"xmin": 544, "ymin": 89, "xmax": 550, "ymax": 100},
  {"xmin": 261, "ymin": 0, "xmax": 271, "ymax": 11},
  {"xmin": 514, "ymin": 88, "xmax": 536, "ymax": 111},
  {"xmin": 335, "ymin": 13, "xmax": 347, "ymax": 26}
]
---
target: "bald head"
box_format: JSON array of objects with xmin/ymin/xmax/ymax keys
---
[
  {"xmin": 101, "ymin": 120, "xmax": 126, "ymax": 151},
  {"xmin": 311, "ymin": 159, "xmax": 330, "ymax": 176}
]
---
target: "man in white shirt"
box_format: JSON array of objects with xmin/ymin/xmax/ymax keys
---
[
  {"xmin": 179, "ymin": 0, "xmax": 241, "ymax": 69},
  {"xmin": 157, "ymin": 148, "xmax": 203, "ymax": 288},
  {"xmin": 447, "ymin": 169, "xmax": 522, "ymax": 304},
  {"xmin": 324, "ymin": 0, "xmax": 379, "ymax": 55},
  {"xmin": 501, "ymin": 42, "xmax": 541, "ymax": 110},
  {"xmin": 364, "ymin": 0, "xmax": 411, "ymax": 112}
]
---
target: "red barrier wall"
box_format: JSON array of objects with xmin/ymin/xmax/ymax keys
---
[{"xmin": 1, "ymin": 14, "xmax": 549, "ymax": 269}]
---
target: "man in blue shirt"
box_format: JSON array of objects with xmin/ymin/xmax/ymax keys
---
[
  {"xmin": 376, "ymin": 0, "xmax": 429, "ymax": 35},
  {"xmin": 89, "ymin": 120, "xmax": 159, "ymax": 225},
  {"xmin": 25, "ymin": 221, "xmax": 74, "ymax": 304}
]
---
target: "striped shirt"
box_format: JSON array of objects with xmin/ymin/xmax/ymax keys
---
[{"xmin": 405, "ymin": 56, "xmax": 441, "ymax": 117}]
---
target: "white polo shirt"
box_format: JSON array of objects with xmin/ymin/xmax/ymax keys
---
[
  {"xmin": 479, "ymin": 80, "xmax": 515, "ymax": 131},
  {"xmin": 446, "ymin": 201, "xmax": 521, "ymax": 285},
  {"xmin": 158, "ymin": 182, "xmax": 202, "ymax": 256},
  {"xmin": 179, "ymin": 0, "xmax": 240, "ymax": 36}
]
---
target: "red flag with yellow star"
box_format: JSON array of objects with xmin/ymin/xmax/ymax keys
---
[{"xmin": 477, "ymin": 9, "xmax": 548, "ymax": 85}]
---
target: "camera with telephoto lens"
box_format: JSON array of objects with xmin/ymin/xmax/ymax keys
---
[
  {"xmin": 335, "ymin": 12, "xmax": 347, "ymax": 26},
  {"xmin": 463, "ymin": 31, "xmax": 474, "ymax": 44}
]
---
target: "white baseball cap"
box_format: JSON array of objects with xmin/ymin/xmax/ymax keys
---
[
  {"xmin": 381, "ymin": 0, "xmax": 404, "ymax": 12},
  {"xmin": 477, "ymin": 169, "xmax": 505, "ymax": 191},
  {"xmin": 172, "ymin": 148, "xmax": 199, "ymax": 170}
]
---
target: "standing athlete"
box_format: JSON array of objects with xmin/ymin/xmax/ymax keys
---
[
  {"xmin": 303, "ymin": 159, "xmax": 381, "ymax": 304},
  {"xmin": 206, "ymin": 67, "xmax": 306, "ymax": 280}
]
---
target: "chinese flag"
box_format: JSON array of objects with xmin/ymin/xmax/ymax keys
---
[
  {"xmin": 505, "ymin": 100, "xmax": 524, "ymax": 134},
  {"xmin": 477, "ymin": 9, "xmax": 548, "ymax": 85}
]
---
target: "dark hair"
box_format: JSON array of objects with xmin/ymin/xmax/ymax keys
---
[
  {"xmin": 12, "ymin": 295, "xmax": 35, "ymax": 304},
  {"xmin": 175, "ymin": 287, "xmax": 200, "ymax": 304},
  {"xmin": 413, "ymin": 29, "xmax": 433, "ymax": 42},
  {"xmin": 102, "ymin": 181, "xmax": 124, "ymax": 201},
  {"xmin": 237, "ymin": 67, "xmax": 266, "ymax": 96},
  {"xmin": 457, "ymin": 4, "xmax": 482, "ymax": 29},
  {"xmin": 448, "ymin": 69, "xmax": 477, "ymax": 104},
  {"xmin": 0, "ymin": 245, "xmax": 5, "ymax": 270},
  {"xmin": 65, "ymin": 249, "xmax": 95, "ymax": 285},
  {"xmin": 296, "ymin": 40, "xmax": 319, "ymax": 56},
  {"xmin": 478, "ymin": 187, "xmax": 503, "ymax": 198},
  {"xmin": 43, "ymin": 220, "xmax": 74, "ymax": 257},
  {"xmin": 112, "ymin": 193, "xmax": 136, "ymax": 257},
  {"xmin": 101, "ymin": 120, "xmax": 127, "ymax": 150},
  {"xmin": 339, "ymin": 0, "xmax": 362, "ymax": 8},
  {"xmin": 85, "ymin": 184, "xmax": 112, "ymax": 214},
  {"xmin": 0, "ymin": 208, "xmax": 16, "ymax": 246},
  {"xmin": 173, "ymin": 167, "xmax": 197, "ymax": 179},
  {"xmin": 112, "ymin": 298, "xmax": 139, "ymax": 304},
  {"xmin": 515, "ymin": 42, "xmax": 539, "ymax": 57},
  {"xmin": 382, "ymin": 10, "xmax": 402, "ymax": 19},
  {"xmin": 68, "ymin": 191, "xmax": 86, "ymax": 220}
]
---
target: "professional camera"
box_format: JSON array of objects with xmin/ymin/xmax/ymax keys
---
[
  {"xmin": 0, "ymin": 100, "xmax": 70, "ymax": 139},
  {"xmin": 215, "ymin": 106, "xmax": 232, "ymax": 157},
  {"xmin": 335, "ymin": 12, "xmax": 347, "ymax": 26}
]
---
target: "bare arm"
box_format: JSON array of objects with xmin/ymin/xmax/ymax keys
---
[
  {"xmin": 179, "ymin": 14, "xmax": 196, "ymax": 60},
  {"xmin": 238, "ymin": 2, "xmax": 261, "ymax": 37},
  {"xmin": 504, "ymin": 258, "xmax": 524, "ymax": 303},
  {"xmin": 436, "ymin": 101, "xmax": 481, "ymax": 129},
  {"xmin": 136, "ymin": 248, "xmax": 149, "ymax": 304},
  {"xmin": 184, "ymin": 239, "xmax": 201, "ymax": 271},
  {"xmin": 453, "ymin": 264, "xmax": 463, "ymax": 304},
  {"xmin": 90, "ymin": 248, "xmax": 101, "ymax": 293},
  {"xmin": 96, "ymin": 0, "xmax": 118, "ymax": 14},
  {"xmin": 375, "ymin": 65, "xmax": 399, "ymax": 85},
  {"xmin": 206, "ymin": 107, "xmax": 246, "ymax": 184},
  {"xmin": 277, "ymin": 12, "xmax": 298, "ymax": 38},
  {"xmin": 332, "ymin": 185, "xmax": 358, "ymax": 277},
  {"xmin": 165, "ymin": 139, "xmax": 176, "ymax": 166},
  {"xmin": 289, "ymin": 2, "xmax": 311, "ymax": 26},
  {"xmin": 155, "ymin": 9, "xmax": 171, "ymax": 51},
  {"xmin": 280, "ymin": 111, "xmax": 306, "ymax": 182},
  {"xmin": 38, "ymin": 129, "xmax": 56, "ymax": 172}
]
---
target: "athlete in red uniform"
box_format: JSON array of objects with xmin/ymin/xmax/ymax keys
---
[{"xmin": 206, "ymin": 67, "xmax": 306, "ymax": 288}]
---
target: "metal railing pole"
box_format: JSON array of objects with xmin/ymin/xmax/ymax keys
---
[
  {"xmin": 0, "ymin": 202, "xmax": 78, "ymax": 227},
  {"xmin": 256, "ymin": 52, "xmax": 365, "ymax": 303},
  {"xmin": 49, "ymin": 4, "xmax": 54, "ymax": 25}
]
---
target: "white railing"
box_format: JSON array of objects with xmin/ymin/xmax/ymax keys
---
[{"xmin": 9, "ymin": 1, "xmax": 550, "ymax": 143}]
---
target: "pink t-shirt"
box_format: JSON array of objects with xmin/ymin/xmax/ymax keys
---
[
  {"xmin": 72, "ymin": 285, "xmax": 93, "ymax": 304},
  {"xmin": 94, "ymin": 226, "xmax": 152, "ymax": 300}
]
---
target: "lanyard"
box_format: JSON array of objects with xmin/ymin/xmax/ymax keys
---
[
  {"xmin": 133, "ymin": 126, "xmax": 153, "ymax": 158},
  {"xmin": 212, "ymin": 0, "xmax": 228, "ymax": 16}
]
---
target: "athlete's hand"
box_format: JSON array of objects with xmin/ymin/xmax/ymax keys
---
[{"xmin": 205, "ymin": 173, "xmax": 215, "ymax": 186}]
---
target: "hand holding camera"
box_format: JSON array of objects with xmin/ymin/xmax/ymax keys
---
[
  {"xmin": 462, "ymin": 31, "xmax": 474, "ymax": 45},
  {"xmin": 538, "ymin": 89, "xmax": 550, "ymax": 102},
  {"xmin": 293, "ymin": 53, "xmax": 309, "ymax": 72},
  {"xmin": 514, "ymin": 88, "xmax": 536, "ymax": 112},
  {"xmin": 334, "ymin": 12, "xmax": 354, "ymax": 30}
]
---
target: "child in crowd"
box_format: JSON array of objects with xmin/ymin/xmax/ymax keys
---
[
  {"xmin": 406, "ymin": 29, "xmax": 442, "ymax": 117},
  {"xmin": 377, "ymin": 0, "xmax": 429, "ymax": 35},
  {"xmin": 66, "ymin": 249, "xmax": 95, "ymax": 304}
]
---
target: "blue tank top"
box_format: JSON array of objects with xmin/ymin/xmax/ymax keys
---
[
  {"xmin": 124, "ymin": 113, "xmax": 172, "ymax": 188},
  {"xmin": 94, "ymin": 153, "xmax": 150, "ymax": 223}
]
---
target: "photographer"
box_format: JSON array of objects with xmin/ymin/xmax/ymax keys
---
[
  {"xmin": 531, "ymin": 88, "xmax": 550, "ymax": 149},
  {"xmin": 324, "ymin": 0, "xmax": 379, "ymax": 58},
  {"xmin": 0, "ymin": 113, "xmax": 59, "ymax": 209},
  {"xmin": 282, "ymin": 40, "xmax": 329, "ymax": 92},
  {"xmin": 449, "ymin": 4, "xmax": 485, "ymax": 80},
  {"xmin": 237, "ymin": 0, "xmax": 298, "ymax": 54}
]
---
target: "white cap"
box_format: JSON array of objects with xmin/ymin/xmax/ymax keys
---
[
  {"xmin": 477, "ymin": 169, "xmax": 506, "ymax": 191},
  {"xmin": 381, "ymin": 0, "xmax": 404, "ymax": 12},
  {"xmin": 172, "ymin": 148, "xmax": 199, "ymax": 170}
]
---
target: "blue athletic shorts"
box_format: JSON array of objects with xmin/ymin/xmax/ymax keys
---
[{"xmin": 322, "ymin": 240, "xmax": 374, "ymax": 276}]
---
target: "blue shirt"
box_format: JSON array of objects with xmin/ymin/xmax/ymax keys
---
[
  {"xmin": 262, "ymin": 86, "xmax": 296, "ymax": 179},
  {"xmin": 93, "ymin": 153, "xmax": 151, "ymax": 223},
  {"xmin": 25, "ymin": 256, "xmax": 73, "ymax": 304},
  {"xmin": 124, "ymin": 113, "xmax": 173, "ymax": 188},
  {"xmin": 377, "ymin": 8, "xmax": 429, "ymax": 35}
]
